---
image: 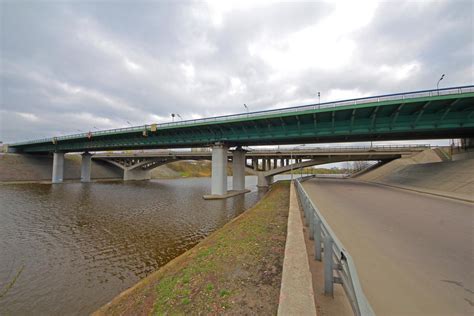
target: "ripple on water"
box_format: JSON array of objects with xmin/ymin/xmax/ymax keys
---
[{"xmin": 0, "ymin": 176, "xmax": 264, "ymax": 315}]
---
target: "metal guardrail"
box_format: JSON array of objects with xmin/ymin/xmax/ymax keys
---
[
  {"xmin": 247, "ymin": 144, "xmax": 430, "ymax": 153},
  {"xmin": 76, "ymin": 144, "xmax": 432, "ymax": 157},
  {"xmin": 10, "ymin": 85, "xmax": 474, "ymax": 146},
  {"xmin": 295, "ymin": 178, "xmax": 375, "ymax": 316}
]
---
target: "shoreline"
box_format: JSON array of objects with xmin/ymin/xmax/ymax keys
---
[{"xmin": 94, "ymin": 181, "xmax": 290, "ymax": 315}]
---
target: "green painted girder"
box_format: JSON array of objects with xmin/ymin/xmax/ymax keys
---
[{"xmin": 10, "ymin": 91, "xmax": 474, "ymax": 153}]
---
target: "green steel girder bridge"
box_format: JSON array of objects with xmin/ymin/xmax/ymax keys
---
[
  {"xmin": 8, "ymin": 85, "xmax": 474, "ymax": 153},
  {"xmin": 7, "ymin": 85, "xmax": 474, "ymax": 197}
]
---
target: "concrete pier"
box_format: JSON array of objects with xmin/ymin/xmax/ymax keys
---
[
  {"xmin": 52, "ymin": 152, "xmax": 64, "ymax": 183},
  {"xmin": 81, "ymin": 152, "xmax": 92, "ymax": 182},
  {"xmin": 232, "ymin": 148, "xmax": 246, "ymax": 191},
  {"xmin": 211, "ymin": 143, "xmax": 228, "ymax": 195},
  {"xmin": 123, "ymin": 168, "xmax": 151, "ymax": 181},
  {"xmin": 258, "ymin": 174, "xmax": 273, "ymax": 187}
]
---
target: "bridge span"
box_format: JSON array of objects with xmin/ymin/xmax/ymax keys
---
[
  {"xmin": 6, "ymin": 85, "xmax": 474, "ymax": 197},
  {"xmin": 90, "ymin": 145, "xmax": 424, "ymax": 192}
]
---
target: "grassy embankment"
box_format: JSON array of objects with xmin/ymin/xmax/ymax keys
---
[
  {"xmin": 151, "ymin": 161, "xmax": 229, "ymax": 178},
  {"xmin": 95, "ymin": 181, "xmax": 290, "ymax": 315},
  {"xmin": 152, "ymin": 161, "xmax": 347, "ymax": 179}
]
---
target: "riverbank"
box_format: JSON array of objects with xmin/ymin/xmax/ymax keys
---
[
  {"xmin": 94, "ymin": 181, "xmax": 290, "ymax": 315},
  {"xmin": 0, "ymin": 153, "xmax": 344, "ymax": 183}
]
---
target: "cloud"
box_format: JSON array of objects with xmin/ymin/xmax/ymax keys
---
[{"xmin": 0, "ymin": 0, "xmax": 472, "ymax": 143}]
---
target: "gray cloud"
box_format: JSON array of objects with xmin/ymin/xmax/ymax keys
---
[{"xmin": 1, "ymin": 0, "xmax": 472, "ymax": 143}]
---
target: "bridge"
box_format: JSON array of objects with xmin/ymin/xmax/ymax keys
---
[
  {"xmin": 91, "ymin": 145, "xmax": 426, "ymax": 192},
  {"xmin": 6, "ymin": 85, "xmax": 474, "ymax": 197}
]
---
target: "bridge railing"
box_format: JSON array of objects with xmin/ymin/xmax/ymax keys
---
[
  {"xmin": 295, "ymin": 178, "xmax": 375, "ymax": 316},
  {"xmin": 10, "ymin": 85, "xmax": 473, "ymax": 146},
  {"xmin": 248, "ymin": 144, "xmax": 431, "ymax": 153},
  {"xmin": 90, "ymin": 144, "xmax": 431, "ymax": 157}
]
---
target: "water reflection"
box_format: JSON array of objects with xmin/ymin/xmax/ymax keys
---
[{"xmin": 0, "ymin": 176, "xmax": 265, "ymax": 315}]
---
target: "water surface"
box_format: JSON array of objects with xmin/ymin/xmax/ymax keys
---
[{"xmin": 0, "ymin": 176, "xmax": 265, "ymax": 315}]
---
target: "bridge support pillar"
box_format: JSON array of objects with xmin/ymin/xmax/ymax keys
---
[
  {"xmin": 52, "ymin": 152, "xmax": 64, "ymax": 184},
  {"xmin": 257, "ymin": 173, "xmax": 273, "ymax": 188},
  {"xmin": 124, "ymin": 168, "xmax": 151, "ymax": 181},
  {"xmin": 211, "ymin": 143, "xmax": 228, "ymax": 195},
  {"xmin": 232, "ymin": 148, "xmax": 246, "ymax": 191},
  {"xmin": 81, "ymin": 152, "xmax": 92, "ymax": 182},
  {"xmin": 461, "ymin": 138, "xmax": 474, "ymax": 149}
]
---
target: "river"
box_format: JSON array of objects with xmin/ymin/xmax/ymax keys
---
[{"xmin": 0, "ymin": 176, "xmax": 272, "ymax": 315}]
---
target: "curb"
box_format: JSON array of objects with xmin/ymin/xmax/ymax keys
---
[
  {"xmin": 278, "ymin": 182, "xmax": 317, "ymax": 316},
  {"xmin": 355, "ymin": 180, "xmax": 473, "ymax": 204}
]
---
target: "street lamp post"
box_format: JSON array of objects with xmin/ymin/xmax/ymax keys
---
[
  {"xmin": 171, "ymin": 113, "xmax": 175, "ymax": 122},
  {"xmin": 243, "ymin": 104, "xmax": 249, "ymax": 116},
  {"xmin": 437, "ymin": 74, "xmax": 445, "ymax": 95},
  {"xmin": 318, "ymin": 92, "xmax": 321, "ymax": 107}
]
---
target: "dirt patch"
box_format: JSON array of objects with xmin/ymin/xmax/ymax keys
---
[{"xmin": 94, "ymin": 181, "xmax": 290, "ymax": 315}]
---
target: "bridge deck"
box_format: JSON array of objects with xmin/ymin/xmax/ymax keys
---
[{"xmin": 8, "ymin": 86, "xmax": 474, "ymax": 153}]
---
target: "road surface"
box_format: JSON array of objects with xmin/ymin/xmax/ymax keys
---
[{"xmin": 303, "ymin": 178, "xmax": 474, "ymax": 316}]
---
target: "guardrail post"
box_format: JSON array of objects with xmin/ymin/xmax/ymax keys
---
[
  {"xmin": 303, "ymin": 196, "xmax": 309, "ymax": 226},
  {"xmin": 314, "ymin": 219, "xmax": 322, "ymax": 261},
  {"xmin": 309, "ymin": 211, "xmax": 315, "ymax": 240},
  {"xmin": 324, "ymin": 235, "xmax": 334, "ymax": 296}
]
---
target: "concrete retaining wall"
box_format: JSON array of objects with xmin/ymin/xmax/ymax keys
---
[{"xmin": 356, "ymin": 150, "xmax": 474, "ymax": 197}]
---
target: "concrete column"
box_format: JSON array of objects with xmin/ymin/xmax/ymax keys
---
[
  {"xmin": 461, "ymin": 138, "xmax": 474, "ymax": 149},
  {"xmin": 232, "ymin": 148, "xmax": 246, "ymax": 191},
  {"xmin": 123, "ymin": 168, "xmax": 151, "ymax": 181},
  {"xmin": 52, "ymin": 152, "xmax": 64, "ymax": 184},
  {"xmin": 257, "ymin": 174, "xmax": 273, "ymax": 187},
  {"xmin": 211, "ymin": 143, "xmax": 228, "ymax": 195},
  {"xmin": 273, "ymin": 158, "xmax": 278, "ymax": 168},
  {"xmin": 266, "ymin": 159, "xmax": 271, "ymax": 170},
  {"xmin": 252, "ymin": 158, "xmax": 258, "ymax": 170},
  {"xmin": 81, "ymin": 152, "xmax": 92, "ymax": 182}
]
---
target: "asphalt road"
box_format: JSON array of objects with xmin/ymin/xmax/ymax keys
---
[{"xmin": 303, "ymin": 178, "xmax": 474, "ymax": 316}]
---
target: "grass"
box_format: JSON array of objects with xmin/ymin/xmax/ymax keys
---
[{"xmin": 94, "ymin": 181, "xmax": 290, "ymax": 316}]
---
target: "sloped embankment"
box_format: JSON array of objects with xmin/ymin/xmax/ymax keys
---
[
  {"xmin": 94, "ymin": 182, "xmax": 290, "ymax": 315},
  {"xmin": 0, "ymin": 153, "xmax": 121, "ymax": 182},
  {"xmin": 356, "ymin": 149, "xmax": 473, "ymax": 199}
]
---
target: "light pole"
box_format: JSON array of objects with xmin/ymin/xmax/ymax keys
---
[
  {"xmin": 126, "ymin": 120, "xmax": 132, "ymax": 126},
  {"xmin": 171, "ymin": 113, "xmax": 175, "ymax": 122},
  {"xmin": 318, "ymin": 92, "xmax": 321, "ymax": 107},
  {"xmin": 437, "ymin": 74, "xmax": 445, "ymax": 95},
  {"xmin": 243, "ymin": 104, "xmax": 249, "ymax": 116},
  {"xmin": 290, "ymin": 144, "xmax": 306, "ymax": 181},
  {"xmin": 176, "ymin": 114, "xmax": 183, "ymax": 121}
]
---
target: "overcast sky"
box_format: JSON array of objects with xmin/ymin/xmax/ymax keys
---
[{"xmin": 1, "ymin": 0, "xmax": 473, "ymax": 143}]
